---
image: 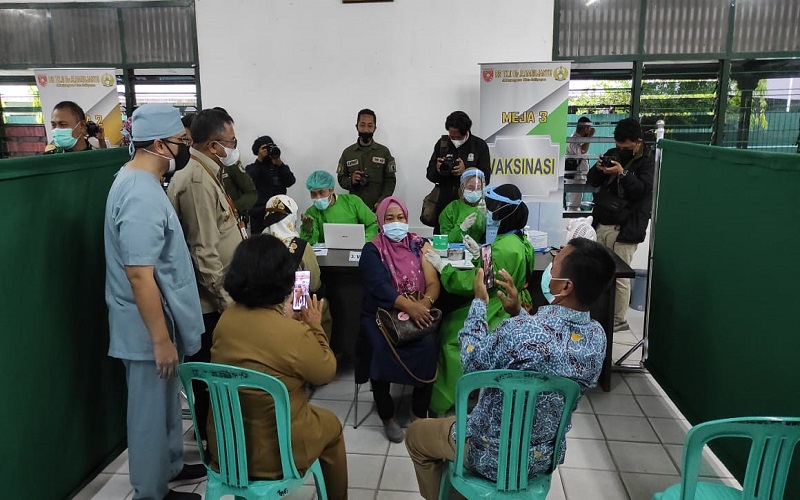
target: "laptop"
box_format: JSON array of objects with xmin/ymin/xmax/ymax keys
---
[{"xmin": 322, "ymin": 223, "xmax": 366, "ymax": 250}]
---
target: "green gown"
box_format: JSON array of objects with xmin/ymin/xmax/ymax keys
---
[
  {"xmin": 438, "ymin": 199, "xmax": 486, "ymax": 244},
  {"xmin": 300, "ymin": 193, "xmax": 379, "ymax": 245},
  {"xmin": 429, "ymin": 232, "xmax": 534, "ymax": 415}
]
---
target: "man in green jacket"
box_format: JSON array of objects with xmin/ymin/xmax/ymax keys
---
[
  {"xmin": 301, "ymin": 170, "xmax": 378, "ymax": 245},
  {"xmin": 337, "ymin": 109, "xmax": 397, "ymax": 211}
]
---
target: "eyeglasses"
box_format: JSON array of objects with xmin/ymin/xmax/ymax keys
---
[
  {"xmin": 164, "ymin": 137, "xmax": 193, "ymax": 147},
  {"xmin": 215, "ymin": 137, "xmax": 238, "ymax": 148}
]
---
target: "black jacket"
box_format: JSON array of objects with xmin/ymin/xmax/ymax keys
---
[
  {"xmin": 245, "ymin": 159, "xmax": 296, "ymax": 215},
  {"xmin": 425, "ymin": 133, "xmax": 491, "ymax": 231},
  {"xmin": 587, "ymin": 145, "xmax": 655, "ymax": 243}
]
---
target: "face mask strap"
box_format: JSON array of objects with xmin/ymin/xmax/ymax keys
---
[{"xmin": 484, "ymin": 186, "xmax": 522, "ymax": 206}]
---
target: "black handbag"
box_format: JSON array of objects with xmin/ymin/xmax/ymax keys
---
[{"xmin": 376, "ymin": 293, "xmax": 441, "ymax": 383}]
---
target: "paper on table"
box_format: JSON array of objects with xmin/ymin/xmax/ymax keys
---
[{"xmin": 449, "ymin": 259, "xmax": 475, "ymax": 270}]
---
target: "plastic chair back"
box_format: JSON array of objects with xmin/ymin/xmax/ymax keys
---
[
  {"xmin": 178, "ymin": 362, "xmax": 328, "ymax": 499},
  {"xmin": 443, "ymin": 369, "xmax": 581, "ymax": 499},
  {"xmin": 663, "ymin": 417, "xmax": 800, "ymax": 500}
]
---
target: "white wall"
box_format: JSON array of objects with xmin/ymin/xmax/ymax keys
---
[{"xmin": 195, "ymin": 0, "xmax": 554, "ymax": 233}]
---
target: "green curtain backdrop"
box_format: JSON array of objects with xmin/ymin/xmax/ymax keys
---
[
  {"xmin": 647, "ymin": 140, "xmax": 800, "ymax": 494},
  {"xmin": 0, "ymin": 148, "xmax": 130, "ymax": 498}
]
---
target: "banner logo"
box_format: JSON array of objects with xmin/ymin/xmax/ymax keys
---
[
  {"xmin": 101, "ymin": 73, "xmax": 116, "ymax": 87},
  {"xmin": 554, "ymin": 66, "xmax": 569, "ymax": 81},
  {"xmin": 482, "ymin": 69, "xmax": 494, "ymax": 83},
  {"xmin": 37, "ymin": 74, "xmax": 48, "ymax": 87}
]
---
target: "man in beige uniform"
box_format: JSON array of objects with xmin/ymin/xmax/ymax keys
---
[{"xmin": 167, "ymin": 108, "xmax": 245, "ymax": 440}]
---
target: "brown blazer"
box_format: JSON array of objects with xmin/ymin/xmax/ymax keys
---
[{"xmin": 208, "ymin": 303, "xmax": 339, "ymax": 478}]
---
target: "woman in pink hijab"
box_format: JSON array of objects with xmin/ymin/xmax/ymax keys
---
[{"xmin": 357, "ymin": 196, "xmax": 441, "ymax": 443}]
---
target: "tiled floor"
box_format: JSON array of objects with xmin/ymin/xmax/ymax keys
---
[{"xmin": 76, "ymin": 309, "xmax": 739, "ymax": 500}]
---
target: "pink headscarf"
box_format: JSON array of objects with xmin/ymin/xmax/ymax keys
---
[{"xmin": 372, "ymin": 196, "xmax": 426, "ymax": 294}]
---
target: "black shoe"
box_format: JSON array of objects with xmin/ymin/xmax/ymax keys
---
[
  {"xmin": 163, "ymin": 490, "xmax": 201, "ymax": 500},
  {"xmin": 169, "ymin": 463, "xmax": 206, "ymax": 487}
]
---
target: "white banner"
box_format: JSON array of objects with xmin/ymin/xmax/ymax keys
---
[
  {"xmin": 35, "ymin": 68, "xmax": 123, "ymax": 146},
  {"xmin": 479, "ymin": 62, "xmax": 570, "ymax": 200}
]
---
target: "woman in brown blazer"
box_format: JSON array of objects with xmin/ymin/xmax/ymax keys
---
[{"xmin": 208, "ymin": 234, "xmax": 347, "ymax": 499}]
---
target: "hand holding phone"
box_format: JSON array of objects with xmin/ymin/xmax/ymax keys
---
[
  {"xmin": 292, "ymin": 271, "xmax": 311, "ymax": 311},
  {"xmin": 480, "ymin": 245, "xmax": 494, "ymax": 289}
]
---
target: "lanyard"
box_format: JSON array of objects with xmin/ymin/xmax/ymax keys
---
[{"xmin": 191, "ymin": 155, "xmax": 247, "ymax": 240}]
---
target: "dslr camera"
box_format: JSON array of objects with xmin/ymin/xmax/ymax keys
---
[
  {"xmin": 440, "ymin": 153, "xmax": 456, "ymax": 174},
  {"xmin": 86, "ymin": 120, "xmax": 101, "ymax": 138},
  {"xmin": 356, "ymin": 171, "xmax": 369, "ymax": 187},
  {"xmin": 266, "ymin": 142, "xmax": 281, "ymax": 159}
]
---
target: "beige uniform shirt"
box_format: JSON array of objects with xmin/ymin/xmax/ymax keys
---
[{"xmin": 167, "ymin": 148, "xmax": 244, "ymax": 313}]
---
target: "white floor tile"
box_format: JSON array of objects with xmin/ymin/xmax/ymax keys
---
[
  {"xmin": 597, "ymin": 415, "xmax": 659, "ymax": 443},
  {"xmin": 587, "ymin": 393, "xmax": 644, "ymax": 417},
  {"xmin": 388, "ymin": 440, "xmax": 411, "ymax": 458},
  {"xmin": 590, "ymin": 373, "xmax": 631, "ymax": 395},
  {"xmin": 561, "ymin": 438, "xmax": 616, "ymax": 471},
  {"xmin": 620, "ymin": 472, "xmax": 680, "ymax": 500},
  {"xmin": 649, "ymin": 417, "xmax": 690, "ymax": 445},
  {"xmin": 73, "ymin": 473, "xmax": 133, "ymax": 500},
  {"xmin": 349, "ymin": 401, "xmax": 384, "ymax": 428},
  {"xmin": 573, "ymin": 395, "xmax": 594, "ymax": 414},
  {"xmin": 560, "ymin": 469, "xmax": 629, "ymax": 500},
  {"xmin": 309, "ymin": 399, "xmax": 357, "ymax": 424},
  {"xmin": 566, "ymin": 413, "xmax": 604, "ymax": 440},
  {"xmin": 546, "ymin": 468, "xmax": 567, "ymax": 500},
  {"xmin": 607, "ymin": 441, "xmax": 678, "ymax": 475},
  {"xmin": 343, "ymin": 425, "xmax": 391, "ymax": 455},
  {"xmin": 348, "ymin": 488, "xmax": 378, "ymax": 499},
  {"xmin": 636, "ymin": 395, "xmax": 683, "ymax": 419},
  {"xmin": 623, "ymin": 374, "xmax": 663, "ymax": 396},
  {"xmin": 663, "ymin": 444, "xmax": 733, "ymax": 479},
  {"xmin": 379, "ymin": 456, "xmax": 420, "ymax": 492},
  {"xmin": 347, "ymin": 453, "xmax": 386, "ymax": 489},
  {"xmin": 311, "ymin": 379, "xmax": 358, "ymax": 401},
  {"xmin": 376, "ymin": 491, "xmax": 422, "ymax": 499}
]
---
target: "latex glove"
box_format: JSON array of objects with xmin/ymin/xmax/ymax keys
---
[
  {"xmin": 460, "ymin": 212, "xmax": 477, "ymax": 232},
  {"xmin": 463, "ymin": 235, "xmax": 481, "ymax": 260},
  {"xmin": 424, "ymin": 249, "xmax": 446, "ymax": 274},
  {"xmin": 300, "ymin": 213, "xmax": 314, "ymax": 233}
]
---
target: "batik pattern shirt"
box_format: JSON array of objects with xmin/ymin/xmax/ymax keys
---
[{"xmin": 454, "ymin": 299, "xmax": 606, "ymax": 480}]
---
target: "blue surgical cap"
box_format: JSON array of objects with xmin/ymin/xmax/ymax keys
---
[
  {"xmin": 306, "ymin": 170, "xmax": 335, "ymax": 190},
  {"xmin": 130, "ymin": 104, "xmax": 184, "ymax": 142}
]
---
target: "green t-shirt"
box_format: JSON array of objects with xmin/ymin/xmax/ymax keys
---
[{"xmin": 300, "ymin": 193, "xmax": 379, "ymax": 245}]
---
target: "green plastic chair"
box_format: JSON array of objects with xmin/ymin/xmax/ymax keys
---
[
  {"xmin": 177, "ymin": 362, "xmax": 328, "ymax": 500},
  {"xmin": 653, "ymin": 416, "xmax": 800, "ymax": 500},
  {"xmin": 439, "ymin": 369, "xmax": 581, "ymax": 499}
]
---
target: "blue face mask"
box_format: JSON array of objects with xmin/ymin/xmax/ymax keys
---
[
  {"xmin": 383, "ymin": 222, "xmax": 409, "ymax": 242},
  {"xmin": 52, "ymin": 125, "xmax": 79, "ymax": 149},
  {"xmin": 313, "ymin": 196, "xmax": 331, "ymax": 211},
  {"xmin": 541, "ymin": 262, "xmax": 569, "ymax": 304},
  {"xmin": 463, "ymin": 190, "xmax": 482, "ymax": 204}
]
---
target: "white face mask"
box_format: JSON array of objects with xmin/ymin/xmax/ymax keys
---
[
  {"xmin": 451, "ymin": 132, "xmax": 469, "ymax": 149},
  {"xmin": 215, "ymin": 143, "xmax": 240, "ymax": 167},
  {"xmin": 142, "ymin": 148, "xmax": 176, "ymax": 173}
]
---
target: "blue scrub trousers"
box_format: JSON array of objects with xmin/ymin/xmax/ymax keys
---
[{"xmin": 123, "ymin": 359, "xmax": 184, "ymax": 500}]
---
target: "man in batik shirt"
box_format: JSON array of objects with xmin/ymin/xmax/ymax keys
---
[{"xmin": 405, "ymin": 237, "xmax": 616, "ymax": 499}]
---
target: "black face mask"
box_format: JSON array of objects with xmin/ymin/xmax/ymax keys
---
[
  {"xmin": 171, "ymin": 143, "xmax": 191, "ymax": 171},
  {"xmin": 617, "ymin": 148, "xmax": 635, "ymax": 164},
  {"xmin": 358, "ymin": 131, "xmax": 374, "ymax": 143}
]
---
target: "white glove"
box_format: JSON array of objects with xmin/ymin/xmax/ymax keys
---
[
  {"xmin": 424, "ymin": 249, "xmax": 446, "ymax": 273},
  {"xmin": 459, "ymin": 212, "xmax": 477, "ymax": 232},
  {"xmin": 463, "ymin": 235, "xmax": 481, "ymax": 260}
]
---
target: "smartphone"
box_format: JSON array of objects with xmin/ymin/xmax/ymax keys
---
[
  {"xmin": 292, "ymin": 270, "xmax": 311, "ymax": 311},
  {"xmin": 480, "ymin": 245, "xmax": 494, "ymax": 288}
]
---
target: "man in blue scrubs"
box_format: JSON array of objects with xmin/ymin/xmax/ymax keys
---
[{"xmin": 104, "ymin": 104, "xmax": 206, "ymax": 500}]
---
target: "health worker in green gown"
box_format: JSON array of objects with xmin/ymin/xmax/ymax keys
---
[
  {"xmin": 437, "ymin": 168, "xmax": 487, "ymax": 244},
  {"xmin": 424, "ymin": 184, "xmax": 534, "ymax": 415},
  {"xmin": 300, "ymin": 170, "xmax": 379, "ymax": 245}
]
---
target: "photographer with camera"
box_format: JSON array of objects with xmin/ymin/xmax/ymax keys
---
[
  {"xmin": 586, "ymin": 118, "xmax": 654, "ymax": 332},
  {"xmin": 425, "ymin": 111, "xmax": 491, "ymax": 233},
  {"xmin": 246, "ymin": 135, "xmax": 297, "ymax": 235},
  {"xmin": 565, "ymin": 116, "xmax": 594, "ymax": 210},
  {"xmin": 44, "ymin": 101, "xmax": 107, "ymax": 154},
  {"xmin": 337, "ymin": 109, "xmax": 397, "ymax": 211}
]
